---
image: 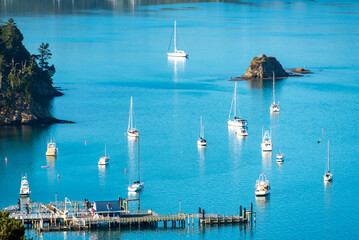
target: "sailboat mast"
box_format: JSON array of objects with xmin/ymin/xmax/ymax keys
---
[
  {"xmin": 138, "ymin": 138, "xmax": 141, "ymax": 181},
  {"xmin": 105, "ymin": 144, "xmax": 106, "ymax": 157},
  {"xmin": 328, "ymin": 140, "xmax": 330, "ymax": 172},
  {"xmin": 200, "ymin": 116, "xmax": 202, "ymax": 138},
  {"xmin": 273, "ymin": 72, "xmax": 275, "ymax": 103},
  {"xmin": 234, "ymin": 82, "xmax": 237, "ymax": 117},
  {"xmin": 128, "ymin": 96, "xmax": 133, "ymax": 130},
  {"xmin": 174, "ymin": 21, "xmax": 177, "ymax": 52}
]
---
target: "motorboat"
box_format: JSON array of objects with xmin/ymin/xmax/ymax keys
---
[
  {"xmin": 255, "ymin": 174, "xmax": 271, "ymax": 196},
  {"xmin": 19, "ymin": 176, "xmax": 30, "ymax": 197},
  {"xmin": 261, "ymin": 129, "xmax": 272, "ymax": 151},
  {"xmin": 46, "ymin": 138, "xmax": 57, "ymax": 156},
  {"xmin": 276, "ymin": 152, "xmax": 284, "ymax": 162}
]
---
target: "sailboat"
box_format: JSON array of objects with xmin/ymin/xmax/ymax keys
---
[
  {"xmin": 167, "ymin": 21, "xmax": 189, "ymax": 58},
  {"xmin": 197, "ymin": 116, "xmax": 207, "ymax": 146},
  {"xmin": 128, "ymin": 139, "xmax": 144, "ymax": 192},
  {"xmin": 98, "ymin": 145, "xmax": 110, "ymax": 165},
  {"xmin": 127, "ymin": 96, "xmax": 139, "ymax": 138},
  {"xmin": 270, "ymin": 72, "xmax": 280, "ymax": 113},
  {"xmin": 46, "ymin": 136, "xmax": 58, "ymax": 156},
  {"xmin": 323, "ymin": 140, "xmax": 333, "ymax": 182},
  {"xmin": 228, "ymin": 82, "xmax": 248, "ymax": 131},
  {"xmin": 255, "ymin": 173, "xmax": 271, "ymax": 196},
  {"xmin": 261, "ymin": 129, "xmax": 272, "ymax": 151},
  {"xmin": 19, "ymin": 175, "xmax": 30, "ymax": 198}
]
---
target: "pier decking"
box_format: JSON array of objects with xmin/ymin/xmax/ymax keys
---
[{"xmin": 3, "ymin": 197, "xmax": 256, "ymax": 232}]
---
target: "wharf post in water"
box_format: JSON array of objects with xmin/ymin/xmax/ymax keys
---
[{"xmin": 3, "ymin": 197, "xmax": 256, "ymax": 232}]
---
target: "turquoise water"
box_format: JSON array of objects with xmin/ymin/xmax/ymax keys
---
[{"xmin": 1, "ymin": 0, "xmax": 359, "ymax": 239}]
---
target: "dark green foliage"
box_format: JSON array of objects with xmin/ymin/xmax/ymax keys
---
[
  {"xmin": 0, "ymin": 18, "xmax": 56, "ymax": 110},
  {"xmin": 0, "ymin": 211, "xmax": 25, "ymax": 240}
]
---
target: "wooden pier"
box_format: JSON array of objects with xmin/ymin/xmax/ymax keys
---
[{"xmin": 3, "ymin": 197, "xmax": 256, "ymax": 232}]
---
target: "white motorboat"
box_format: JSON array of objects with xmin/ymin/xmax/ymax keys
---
[
  {"xmin": 270, "ymin": 72, "xmax": 280, "ymax": 113},
  {"xmin": 127, "ymin": 96, "xmax": 139, "ymax": 138},
  {"xmin": 323, "ymin": 140, "xmax": 333, "ymax": 182},
  {"xmin": 128, "ymin": 139, "xmax": 144, "ymax": 192},
  {"xmin": 20, "ymin": 175, "xmax": 30, "ymax": 197},
  {"xmin": 167, "ymin": 21, "xmax": 189, "ymax": 58},
  {"xmin": 276, "ymin": 152, "xmax": 284, "ymax": 162},
  {"xmin": 255, "ymin": 174, "xmax": 271, "ymax": 196},
  {"xmin": 197, "ymin": 116, "xmax": 207, "ymax": 146},
  {"xmin": 228, "ymin": 82, "xmax": 248, "ymax": 131},
  {"xmin": 261, "ymin": 129, "xmax": 272, "ymax": 151},
  {"xmin": 46, "ymin": 138, "xmax": 57, "ymax": 156},
  {"xmin": 98, "ymin": 145, "xmax": 110, "ymax": 165}
]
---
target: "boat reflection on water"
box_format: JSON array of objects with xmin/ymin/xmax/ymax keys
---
[
  {"xmin": 128, "ymin": 191, "xmax": 139, "ymax": 199},
  {"xmin": 255, "ymin": 195, "xmax": 270, "ymax": 210},
  {"xmin": 324, "ymin": 180, "xmax": 332, "ymax": 189},
  {"xmin": 197, "ymin": 145, "xmax": 206, "ymax": 175},
  {"xmin": 98, "ymin": 165, "xmax": 107, "ymax": 186},
  {"xmin": 168, "ymin": 57, "xmax": 186, "ymax": 80}
]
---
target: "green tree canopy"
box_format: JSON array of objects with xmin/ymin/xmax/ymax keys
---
[{"xmin": 0, "ymin": 211, "xmax": 25, "ymax": 240}]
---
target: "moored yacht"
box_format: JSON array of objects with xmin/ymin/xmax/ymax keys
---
[
  {"xmin": 167, "ymin": 21, "xmax": 189, "ymax": 58},
  {"xmin": 276, "ymin": 152, "xmax": 284, "ymax": 162},
  {"xmin": 228, "ymin": 82, "xmax": 248, "ymax": 129},
  {"xmin": 197, "ymin": 116, "xmax": 207, "ymax": 146},
  {"xmin": 98, "ymin": 145, "xmax": 110, "ymax": 165},
  {"xmin": 20, "ymin": 175, "xmax": 30, "ymax": 197},
  {"xmin": 127, "ymin": 96, "xmax": 139, "ymax": 138},
  {"xmin": 46, "ymin": 138, "xmax": 57, "ymax": 156},
  {"xmin": 261, "ymin": 130, "xmax": 272, "ymax": 151},
  {"xmin": 270, "ymin": 72, "xmax": 280, "ymax": 113},
  {"xmin": 323, "ymin": 140, "xmax": 333, "ymax": 182},
  {"xmin": 255, "ymin": 174, "xmax": 271, "ymax": 196}
]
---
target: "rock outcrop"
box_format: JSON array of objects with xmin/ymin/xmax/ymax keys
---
[
  {"xmin": 242, "ymin": 54, "xmax": 289, "ymax": 79},
  {"xmin": 0, "ymin": 19, "xmax": 69, "ymax": 126}
]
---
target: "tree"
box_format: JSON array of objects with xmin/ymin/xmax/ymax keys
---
[
  {"xmin": 0, "ymin": 211, "xmax": 25, "ymax": 240},
  {"xmin": 36, "ymin": 42, "xmax": 52, "ymax": 70}
]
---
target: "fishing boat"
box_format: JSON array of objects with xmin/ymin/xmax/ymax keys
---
[
  {"xmin": 323, "ymin": 140, "xmax": 333, "ymax": 182},
  {"xmin": 255, "ymin": 174, "xmax": 271, "ymax": 196},
  {"xmin": 127, "ymin": 96, "xmax": 139, "ymax": 138},
  {"xmin": 261, "ymin": 129, "xmax": 272, "ymax": 151},
  {"xmin": 98, "ymin": 145, "xmax": 110, "ymax": 165},
  {"xmin": 19, "ymin": 175, "xmax": 30, "ymax": 197},
  {"xmin": 128, "ymin": 139, "xmax": 144, "ymax": 192},
  {"xmin": 270, "ymin": 72, "xmax": 280, "ymax": 113},
  {"xmin": 46, "ymin": 138, "xmax": 57, "ymax": 156},
  {"xmin": 228, "ymin": 82, "xmax": 248, "ymax": 131},
  {"xmin": 276, "ymin": 152, "xmax": 284, "ymax": 162},
  {"xmin": 167, "ymin": 21, "xmax": 189, "ymax": 58},
  {"xmin": 197, "ymin": 116, "xmax": 207, "ymax": 146}
]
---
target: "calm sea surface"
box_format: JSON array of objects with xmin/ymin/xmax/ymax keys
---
[{"xmin": 1, "ymin": 0, "xmax": 359, "ymax": 239}]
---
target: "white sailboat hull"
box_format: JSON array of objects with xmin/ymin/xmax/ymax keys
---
[
  {"xmin": 167, "ymin": 51, "xmax": 188, "ymax": 58},
  {"xmin": 270, "ymin": 104, "xmax": 280, "ymax": 113},
  {"xmin": 197, "ymin": 138, "xmax": 207, "ymax": 146},
  {"xmin": 98, "ymin": 156, "xmax": 110, "ymax": 165},
  {"xmin": 127, "ymin": 130, "xmax": 139, "ymax": 138},
  {"xmin": 255, "ymin": 189, "xmax": 270, "ymax": 196},
  {"xmin": 128, "ymin": 183, "xmax": 144, "ymax": 192},
  {"xmin": 227, "ymin": 119, "xmax": 246, "ymax": 127},
  {"xmin": 323, "ymin": 173, "xmax": 333, "ymax": 181}
]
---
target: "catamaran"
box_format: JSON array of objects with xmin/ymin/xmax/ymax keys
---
[
  {"xmin": 261, "ymin": 129, "xmax": 272, "ymax": 151},
  {"xmin": 46, "ymin": 137, "xmax": 58, "ymax": 156},
  {"xmin": 127, "ymin": 96, "xmax": 139, "ymax": 138},
  {"xmin": 98, "ymin": 145, "xmax": 110, "ymax": 165},
  {"xmin": 270, "ymin": 72, "xmax": 280, "ymax": 113},
  {"xmin": 228, "ymin": 82, "xmax": 248, "ymax": 131},
  {"xmin": 255, "ymin": 174, "xmax": 271, "ymax": 196},
  {"xmin": 323, "ymin": 140, "xmax": 333, "ymax": 182},
  {"xmin": 20, "ymin": 175, "xmax": 30, "ymax": 197},
  {"xmin": 128, "ymin": 139, "xmax": 144, "ymax": 192},
  {"xmin": 197, "ymin": 116, "xmax": 207, "ymax": 146},
  {"xmin": 167, "ymin": 21, "xmax": 189, "ymax": 58}
]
